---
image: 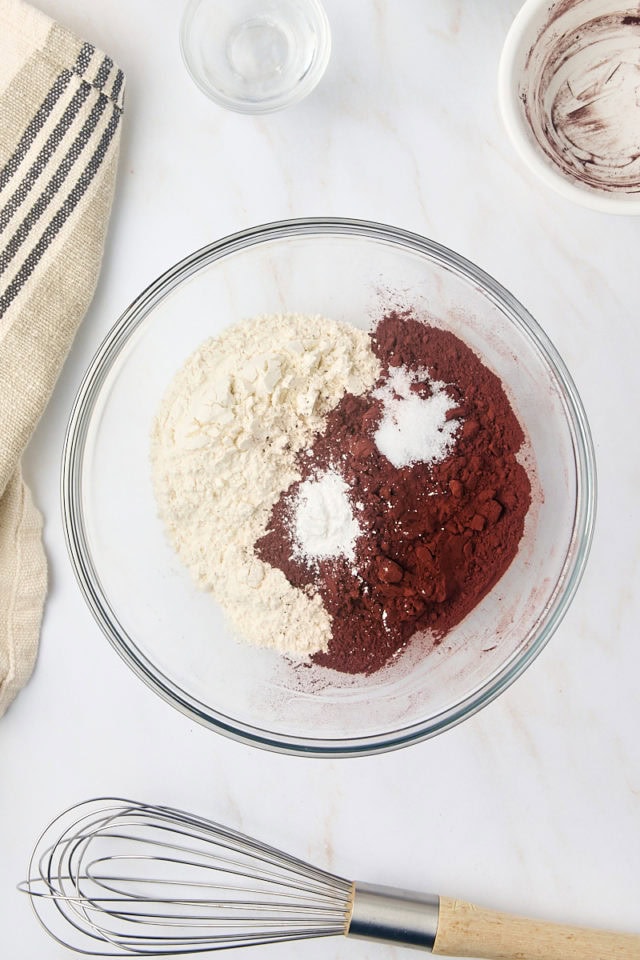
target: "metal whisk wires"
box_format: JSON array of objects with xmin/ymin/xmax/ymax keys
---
[{"xmin": 21, "ymin": 798, "xmax": 353, "ymax": 956}]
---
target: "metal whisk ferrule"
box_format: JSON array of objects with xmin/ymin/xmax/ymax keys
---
[{"xmin": 348, "ymin": 882, "xmax": 439, "ymax": 950}]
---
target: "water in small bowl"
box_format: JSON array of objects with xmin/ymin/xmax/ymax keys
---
[{"xmin": 180, "ymin": 0, "xmax": 331, "ymax": 114}]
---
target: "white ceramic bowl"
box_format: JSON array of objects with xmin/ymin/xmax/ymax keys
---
[{"xmin": 499, "ymin": 0, "xmax": 640, "ymax": 213}]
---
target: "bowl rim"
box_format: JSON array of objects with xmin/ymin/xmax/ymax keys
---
[
  {"xmin": 179, "ymin": 0, "xmax": 332, "ymax": 115},
  {"xmin": 498, "ymin": 0, "xmax": 640, "ymax": 215},
  {"xmin": 61, "ymin": 216, "xmax": 597, "ymax": 757}
]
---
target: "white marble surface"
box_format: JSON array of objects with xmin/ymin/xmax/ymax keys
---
[{"xmin": 2, "ymin": 2, "xmax": 640, "ymax": 957}]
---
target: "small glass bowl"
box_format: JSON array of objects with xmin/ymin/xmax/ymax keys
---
[
  {"xmin": 62, "ymin": 219, "xmax": 596, "ymax": 757},
  {"xmin": 180, "ymin": 0, "xmax": 331, "ymax": 114}
]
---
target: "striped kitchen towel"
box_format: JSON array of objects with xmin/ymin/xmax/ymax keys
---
[{"xmin": 0, "ymin": 0, "xmax": 125, "ymax": 716}]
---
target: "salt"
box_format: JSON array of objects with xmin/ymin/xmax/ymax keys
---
[
  {"xmin": 293, "ymin": 470, "xmax": 361, "ymax": 563},
  {"xmin": 372, "ymin": 365, "xmax": 461, "ymax": 468}
]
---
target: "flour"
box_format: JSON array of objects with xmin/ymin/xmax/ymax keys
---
[{"xmin": 151, "ymin": 313, "xmax": 380, "ymax": 657}]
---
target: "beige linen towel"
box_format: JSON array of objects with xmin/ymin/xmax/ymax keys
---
[{"xmin": 0, "ymin": 0, "xmax": 125, "ymax": 716}]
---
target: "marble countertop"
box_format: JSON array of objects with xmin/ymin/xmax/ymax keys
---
[{"xmin": 2, "ymin": 2, "xmax": 639, "ymax": 957}]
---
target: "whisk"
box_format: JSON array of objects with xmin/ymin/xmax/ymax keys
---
[{"xmin": 20, "ymin": 798, "xmax": 639, "ymax": 959}]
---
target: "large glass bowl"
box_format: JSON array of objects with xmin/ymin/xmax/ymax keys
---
[{"xmin": 62, "ymin": 218, "xmax": 596, "ymax": 757}]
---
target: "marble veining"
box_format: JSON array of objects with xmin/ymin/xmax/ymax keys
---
[{"xmin": 2, "ymin": 2, "xmax": 639, "ymax": 958}]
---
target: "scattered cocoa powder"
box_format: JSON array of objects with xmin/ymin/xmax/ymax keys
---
[{"xmin": 256, "ymin": 311, "xmax": 531, "ymax": 674}]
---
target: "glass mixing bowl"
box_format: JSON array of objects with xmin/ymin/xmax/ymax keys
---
[{"xmin": 62, "ymin": 218, "xmax": 596, "ymax": 757}]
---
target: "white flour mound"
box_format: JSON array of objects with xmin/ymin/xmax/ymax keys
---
[{"xmin": 151, "ymin": 313, "xmax": 380, "ymax": 657}]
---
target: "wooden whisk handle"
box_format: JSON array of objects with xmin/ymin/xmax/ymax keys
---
[{"xmin": 433, "ymin": 896, "xmax": 640, "ymax": 960}]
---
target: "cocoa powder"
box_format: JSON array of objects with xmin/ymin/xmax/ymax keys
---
[{"xmin": 256, "ymin": 311, "xmax": 531, "ymax": 674}]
